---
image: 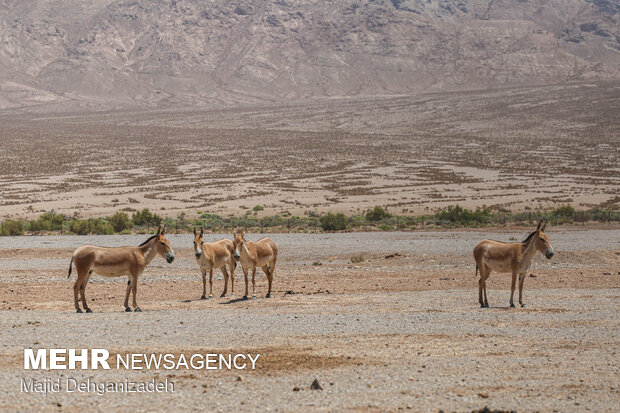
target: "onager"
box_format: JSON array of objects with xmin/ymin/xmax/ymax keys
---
[
  {"xmin": 193, "ymin": 227, "xmax": 236, "ymax": 299},
  {"xmin": 473, "ymin": 220, "xmax": 554, "ymax": 308},
  {"xmin": 67, "ymin": 225, "xmax": 175, "ymax": 313},
  {"xmin": 232, "ymin": 231, "xmax": 278, "ymax": 299}
]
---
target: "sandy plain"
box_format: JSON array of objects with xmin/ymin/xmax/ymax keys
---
[{"xmin": 0, "ymin": 229, "xmax": 618, "ymax": 412}]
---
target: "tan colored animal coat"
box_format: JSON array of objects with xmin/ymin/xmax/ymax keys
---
[
  {"xmin": 232, "ymin": 231, "xmax": 278, "ymax": 299},
  {"xmin": 473, "ymin": 221, "xmax": 554, "ymax": 308},
  {"xmin": 68, "ymin": 225, "xmax": 174, "ymax": 313},
  {"xmin": 193, "ymin": 227, "xmax": 236, "ymax": 299}
]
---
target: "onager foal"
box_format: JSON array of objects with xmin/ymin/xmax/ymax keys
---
[
  {"xmin": 193, "ymin": 227, "xmax": 236, "ymax": 299},
  {"xmin": 68, "ymin": 225, "xmax": 175, "ymax": 313},
  {"xmin": 473, "ymin": 220, "xmax": 554, "ymax": 308},
  {"xmin": 232, "ymin": 231, "xmax": 278, "ymax": 299}
]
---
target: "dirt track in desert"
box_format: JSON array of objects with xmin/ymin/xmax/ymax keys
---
[{"xmin": 0, "ymin": 228, "xmax": 618, "ymax": 412}]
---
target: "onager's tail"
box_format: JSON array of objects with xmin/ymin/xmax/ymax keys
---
[
  {"xmin": 67, "ymin": 257, "xmax": 74, "ymax": 279},
  {"xmin": 475, "ymin": 265, "xmax": 478, "ymax": 278}
]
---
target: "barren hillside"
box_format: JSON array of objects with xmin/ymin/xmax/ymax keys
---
[{"xmin": 0, "ymin": 0, "xmax": 619, "ymax": 112}]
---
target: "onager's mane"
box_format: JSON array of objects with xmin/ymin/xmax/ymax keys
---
[
  {"xmin": 139, "ymin": 235, "xmax": 157, "ymax": 247},
  {"xmin": 522, "ymin": 231, "xmax": 537, "ymax": 243}
]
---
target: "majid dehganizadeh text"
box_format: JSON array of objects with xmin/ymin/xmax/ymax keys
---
[{"xmin": 21, "ymin": 348, "xmax": 260, "ymax": 395}]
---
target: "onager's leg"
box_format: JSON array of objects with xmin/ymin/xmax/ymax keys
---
[
  {"xmin": 79, "ymin": 273, "xmax": 92, "ymax": 313},
  {"xmin": 124, "ymin": 279, "xmax": 132, "ymax": 312},
  {"xmin": 509, "ymin": 270, "xmax": 518, "ymax": 308},
  {"xmin": 518, "ymin": 272, "xmax": 526, "ymax": 307},
  {"xmin": 251, "ymin": 267, "xmax": 257, "ymax": 298},
  {"xmin": 478, "ymin": 278, "xmax": 484, "ymax": 307},
  {"xmin": 229, "ymin": 260, "xmax": 235, "ymax": 296},
  {"xmin": 220, "ymin": 267, "xmax": 229, "ymax": 298},
  {"xmin": 208, "ymin": 268, "xmax": 214, "ymax": 299},
  {"xmin": 243, "ymin": 267, "xmax": 249, "ymax": 299},
  {"xmin": 73, "ymin": 273, "xmax": 85, "ymax": 313},
  {"xmin": 263, "ymin": 260, "xmax": 275, "ymax": 298},
  {"xmin": 482, "ymin": 267, "xmax": 490, "ymax": 307},
  {"xmin": 131, "ymin": 274, "xmax": 141, "ymax": 312},
  {"xmin": 201, "ymin": 270, "xmax": 207, "ymax": 300}
]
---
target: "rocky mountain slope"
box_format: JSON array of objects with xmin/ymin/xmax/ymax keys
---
[{"xmin": 0, "ymin": 0, "xmax": 618, "ymax": 111}]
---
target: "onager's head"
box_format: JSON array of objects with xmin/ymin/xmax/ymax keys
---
[
  {"xmin": 193, "ymin": 227, "xmax": 204, "ymax": 259},
  {"xmin": 155, "ymin": 225, "xmax": 175, "ymax": 263},
  {"xmin": 232, "ymin": 230, "xmax": 247, "ymax": 262},
  {"xmin": 534, "ymin": 221, "xmax": 554, "ymax": 259}
]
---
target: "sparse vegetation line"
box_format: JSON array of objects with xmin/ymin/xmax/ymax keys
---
[{"xmin": 1, "ymin": 205, "xmax": 618, "ymax": 236}]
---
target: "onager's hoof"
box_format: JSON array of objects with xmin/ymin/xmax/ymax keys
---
[
  {"xmin": 85, "ymin": 308, "xmax": 93, "ymax": 313},
  {"xmin": 521, "ymin": 304, "xmax": 526, "ymax": 308},
  {"xmin": 201, "ymin": 295, "xmax": 207, "ymax": 300},
  {"xmin": 266, "ymin": 293, "xmax": 274, "ymax": 298},
  {"xmin": 76, "ymin": 309, "xmax": 83, "ymax": 313},
  {"xmin": 251, "ymin": 295, "xmax": 257, "ymax": 300},
  {"xmin": 125, "ymin": 307, "xmax": 132, "ymax": 312},
  {"xmin": 134, "ymin": 307, "xmax": 142, "ymax": 312},
  {"xmin": 242, "ymin": 296, "xmax": 248, "ymax": 300},
  {"xmin": 230, "ymin": 294, "xmax": 235, "ymax": 298},
  {"xmin": 208, "ymin": 295, "xmax": 213, "ymax": 300},
  {"xmin": 220, "ymin": 293, "xmax": 226, "ymax": 298},
  {"xmin": 510, "ymin": 303, "xmax": 515, "ymax": 308},
  {"xmin": 483, "ymin": 303, "xmax": 489, "ymax": 308},
  {"xmin": 480, "ymin": 304, "xmax": 485, "ymax": 308}
]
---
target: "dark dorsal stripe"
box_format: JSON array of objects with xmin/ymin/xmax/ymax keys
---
[
  {"xmin": 139, "ymin": 234, "xmax": 157, "ymax": 247},
  {"xmin": 522, "ymin": 230, "xmax": 538, "ymax": 243}
]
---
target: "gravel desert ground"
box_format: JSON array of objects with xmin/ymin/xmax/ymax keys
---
[{"xmin": 1, "ymin": 229, "xmax": 618, "ymax": 412}]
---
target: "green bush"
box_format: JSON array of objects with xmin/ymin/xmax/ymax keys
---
[
  {"xmin": 253, "ymin": 205, "xmax": 264, "ymax": 212},
  {"xmin": 366, "ymin": 206, "xmax": 389, "ymax": 221},
  {"xmin": 132, "ymin": 208, "xmax": 162, "ymax": 227},
  {"xmin": 1, "ymin": 220, "xmax": 24, "ymax": 236},
  {"xmin": 91, "ymin": 218, "xmax": 114, "ymax": 235},
  {"xmin": 29, "ymin": 211, "xmax": 64, "ymax": 232},
  {"xmin": 552, "ymin": 205, "xmax": 576, "ymax": 218},
  {"xmin": 68, "ymin": 220, "xmax": 90, "ymax": 235},
  {"xmin": 320, "ymin": 212, "xmax": 347, "ymax": 231},
  {"xmin": 109, "ymin": 211, "xmax": 132, "ymax": 233},
  {"xmin": 434, "ymin": 205, "xmax": 489, "ymax": 226}
]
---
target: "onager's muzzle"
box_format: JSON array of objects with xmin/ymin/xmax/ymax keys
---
[
  {"xmin": 233, "ymin": 252, "xmax": 241, "ymax": 261},
  {"xmin": 166, "ymin": 251, "xmax": 175, "ymax": 263},
  {"xmin": 545, "ymin": 248, "xmax": 554, "ymax": 259},
  {"xmin": 195, "ymin": 248, "xmax": 202, "ymax": 259}
]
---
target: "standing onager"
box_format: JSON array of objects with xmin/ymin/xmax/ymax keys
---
[
  {"xmin": 193, "ymin": 227, "xmax": 236, "ymax": 299},
  {"xmin": 473, "ymin": 220, "xmax": 554, "ymax": 308},
  {"xmin": 67, "ymin": 225, "xmax": 175, "ymax": 313},
  {"xmin": 232, "ymin": 231, "xmax": 278, "ymax": 299}
]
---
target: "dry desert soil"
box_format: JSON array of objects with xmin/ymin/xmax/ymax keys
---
[{"xmin": 0, "ymin": 229, "xmax": 618, "ymax": 412}]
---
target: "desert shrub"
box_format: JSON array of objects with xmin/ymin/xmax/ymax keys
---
[
  {"xmin": 109, "ymin": 211, "xmax": 132, "ymax": 233},
  {"xmin": 91, "ymin": 218, "xmax": 114, "ymax": 235},
  {"xmin": 68, "ymin": 220, "xmax": 90, "ymax": 235},
  {"xmin": 552, "ymin": 205, "xmax": 576, "ymax": 219},
  {"xmin": 350, "ymin": 255, "xmax": 364, "ymax": 263},
  {"xmin": 434, "ymin": 205, "xmax": 489, "ymax": 226},
  {"xmin": 2, "ymin": 220, "xmax": 24, "ymax": 236},
  {"xmin": 132, "ymin": 208, "xmax": 162, "ymax": 227},
  {"xmin": 365, "ymin": 206, "xmax": 389, "ymax": 221},
  {"xmin": 29, "ymin": 211, "xmax": 64, "ymax": 232},
  {"xmin": 320, "ymin": 212, "xmax": 347, "ymax": 231},
  {"xmin": 253, "ymin": 205, "xmax": 264, "ymax": 212}
]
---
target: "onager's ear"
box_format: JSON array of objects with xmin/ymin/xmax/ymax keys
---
[
  {"xmin": 536, "ymin": 220, "xmax": 543, "ymax": 231},
  {"xmin": 161, "ymin": 224, "xmax": 166, "ymax": 235},
  {"xmin": 541, "ymin": 221, "xmax": 547, "ymax": 232},
  {"xmin": 200, "ymin": 227, "xmax": 204, "ymax": 236},
  {"xmin": 193, "ymin": 227, "xmax": 197, "ymax": 236},
  {"xmin": 241, "ymin": 230, "xmax": 246, "ymax": 238},
  {"xmin": 157, "ymin": 225, "xmax": 162, "ymax": 235}
]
